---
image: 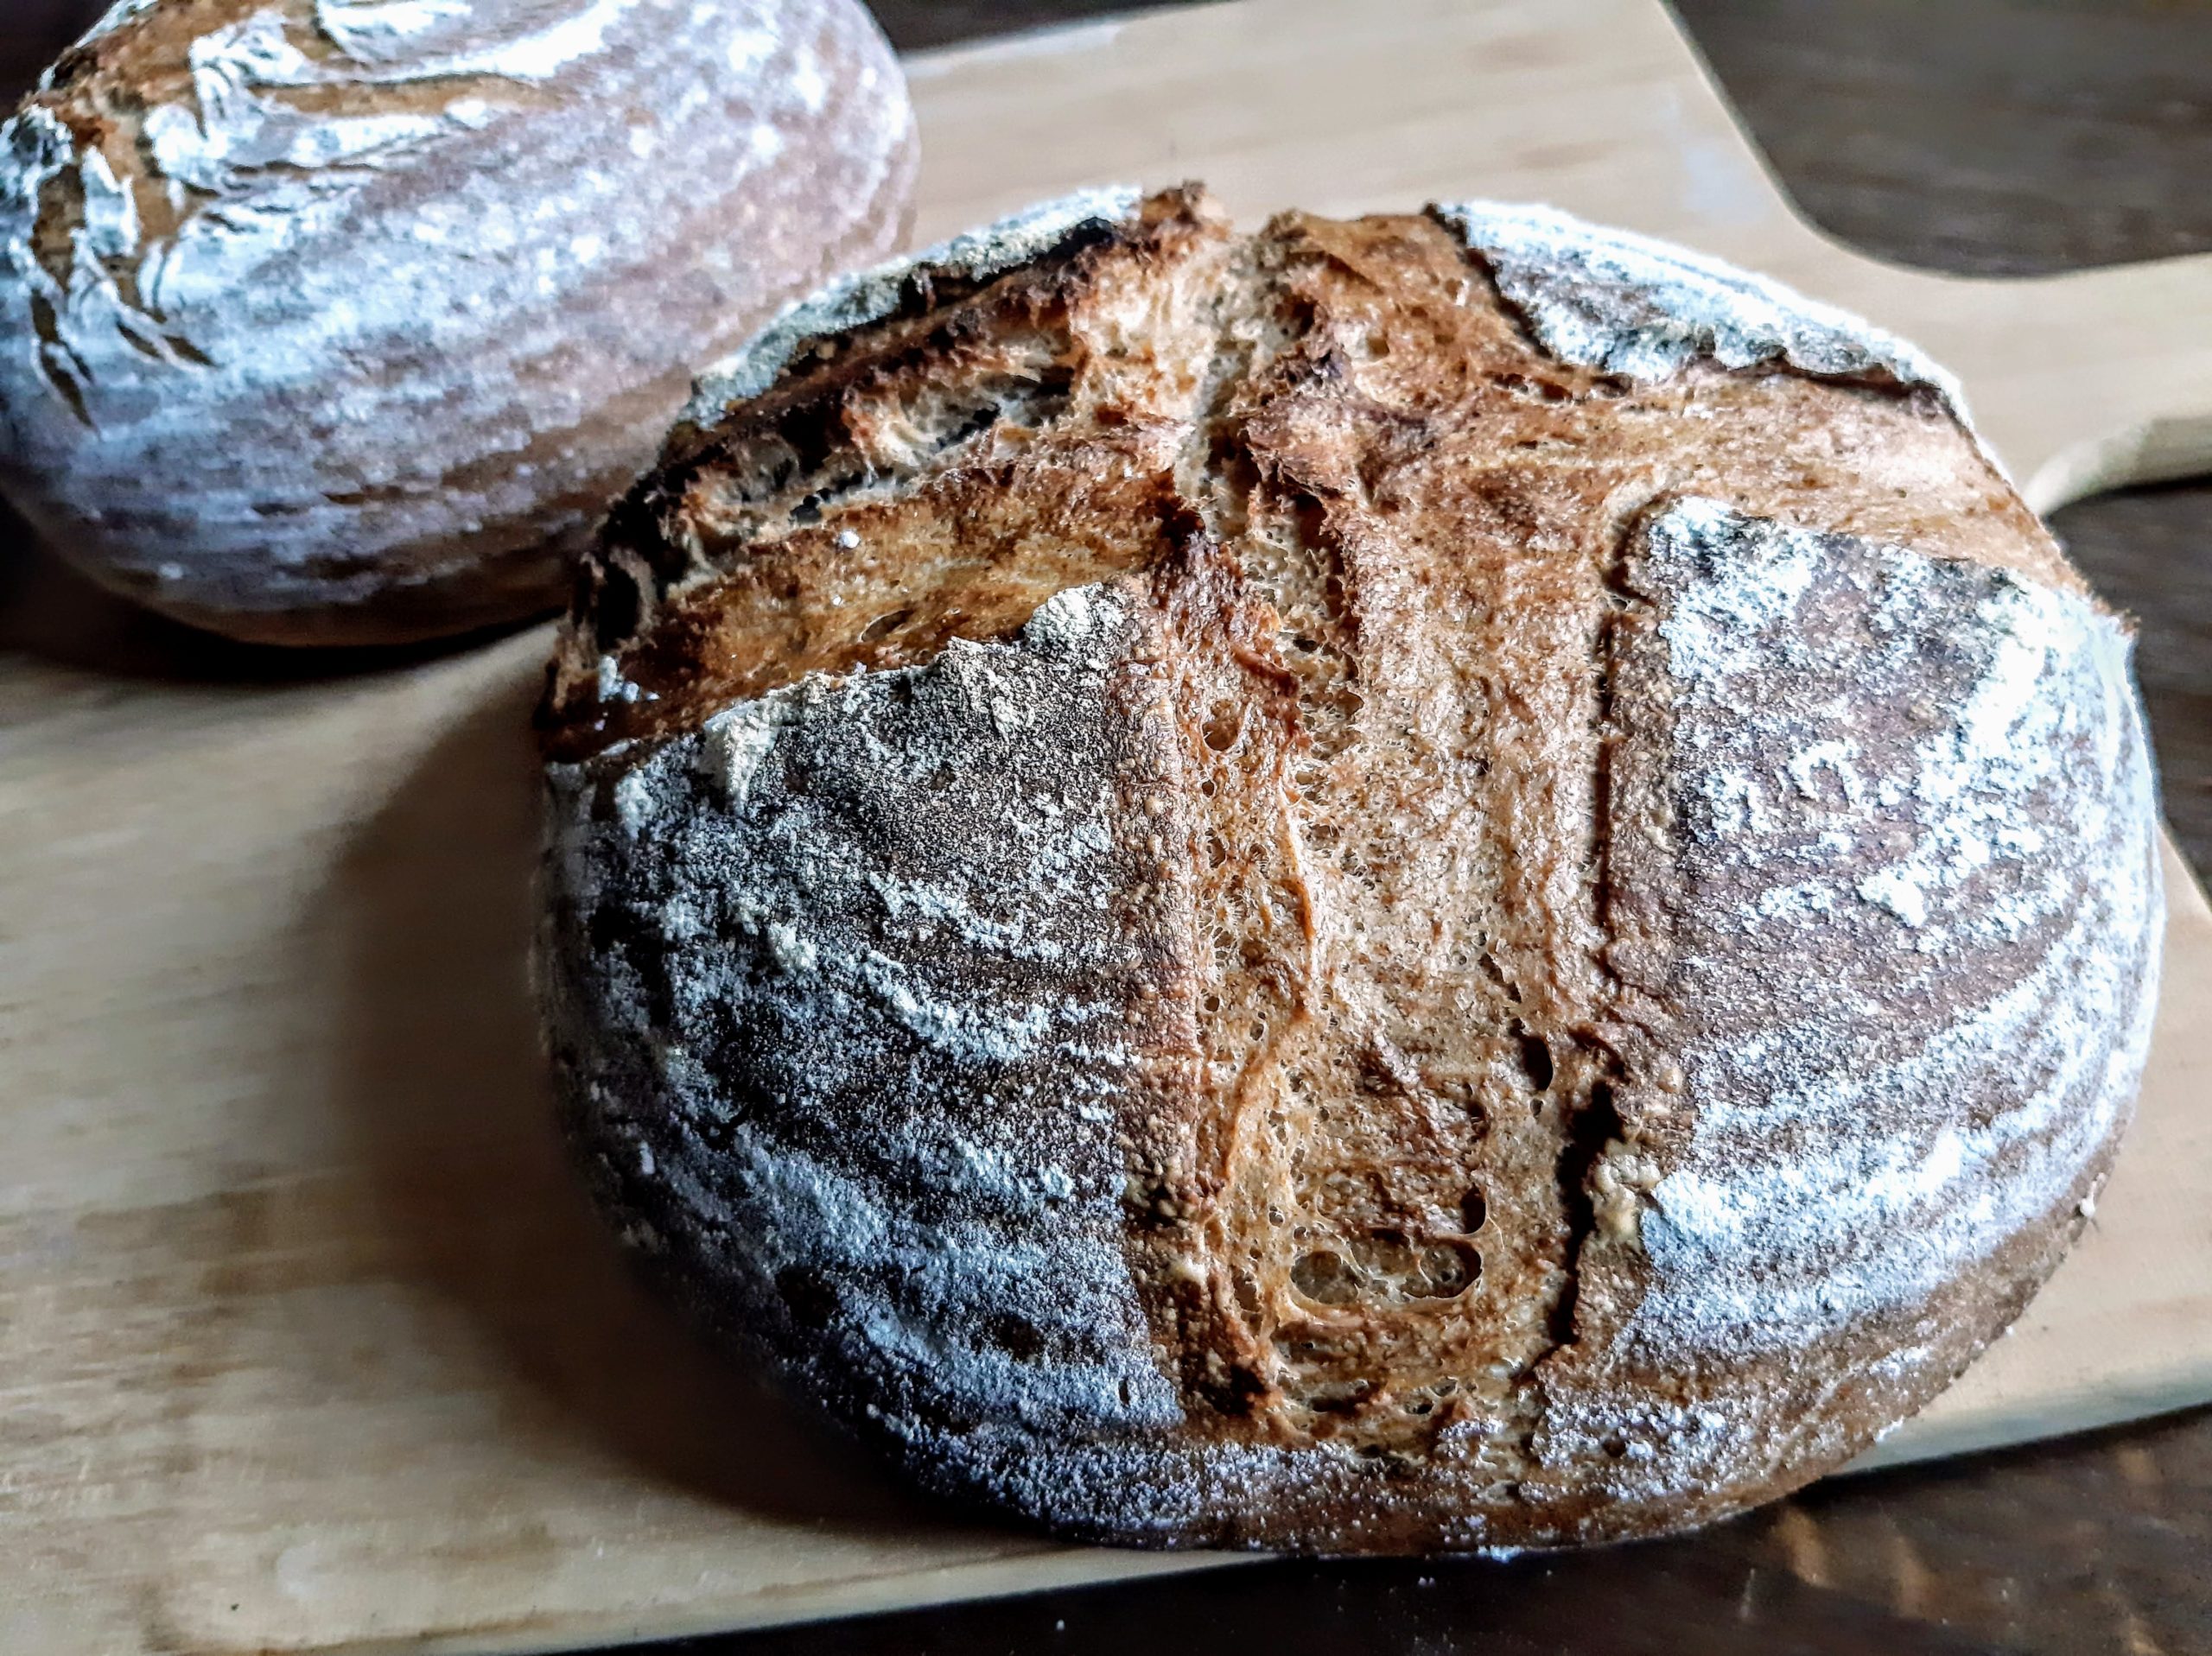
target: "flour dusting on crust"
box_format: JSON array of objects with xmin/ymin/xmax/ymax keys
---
[
  {"xmin": 682, "ymin": 186, "xmax": 1144, "ymax": 425},
  {"xmin": 1433, "ymin": 201, "xmax": 1966, "ymax": 413},
  {"xmin": 543, "ymin": 585, "xmax": 1181, "ymax": 1442},
  {"xmin": 1629, "ymin": 500, "xmax": 2159, "ymax": 1349},
  {"xmin": 1524, "ymin": 500, "xmax": 2159, "ymax": 1513}
]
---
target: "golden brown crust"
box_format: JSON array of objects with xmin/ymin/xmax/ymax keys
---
[
  {"xmin": 538, "ymin": 187, "xmax": 2160, "ymax": 1551},
  {"xmin": 543, "ymin": 187, "xmax": 1230, "ymax": 753}
]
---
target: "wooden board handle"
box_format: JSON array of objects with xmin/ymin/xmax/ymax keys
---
[
  {"xmin": 1822, "ymin": 250, "xmax": 2212, "ymax": 513},
  {"xmin": 2016, "ymin": 262, "xmax": 2212, "ymax": 508}
]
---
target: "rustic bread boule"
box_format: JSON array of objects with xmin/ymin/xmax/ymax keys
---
[
  {"xmin": 0, "ymin": 0, "xmax": 916, "ymax": 645},
  {"xmin": 537, "ymin": 186, "xmax": 2164, "ymax": 1551}
]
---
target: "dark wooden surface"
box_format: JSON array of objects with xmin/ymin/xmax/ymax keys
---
[
  {"xmin": 1679, "ymin": 0, "xmax": 2212, "ymax": 279},
  {"xmin": 3, "ymin": 3, "xmax": 2209, "ymax": 1652}
]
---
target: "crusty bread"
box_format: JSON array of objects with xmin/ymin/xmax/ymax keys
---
[
  {"xmin": 0, "ymin": 0, "xmax": 915, "ymax": 646},
  {"xmin": 537, "ymin": 186, "xmax": 2163, "ymax": 1551}
]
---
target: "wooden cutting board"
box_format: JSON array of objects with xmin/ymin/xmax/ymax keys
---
[{"xmin": 3, "ymin": 2, "xmax": 2210, "ymax": 1652}]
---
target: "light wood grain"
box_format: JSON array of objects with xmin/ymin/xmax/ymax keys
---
[{"xmin": 3, "ymin": 2, "xmax": 2210, "ymax": 1651}]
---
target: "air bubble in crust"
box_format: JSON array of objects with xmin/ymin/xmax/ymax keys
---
[
  {"xmin": 1518, "ymin": 1031, "xmax": 1554, "ymax": 1092},
  {"xmin": 859, "ymin": 606, "xmax": 914, "ymax": 643},
  {"xmin": 1291, "ymin": 1249, "xmax": 1360, "ymax": 1304},
  {"xmin": 1415, "ymin": 1242, "xmax": 1480, "ymax": 1298}
]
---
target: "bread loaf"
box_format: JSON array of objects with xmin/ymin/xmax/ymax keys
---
[
  {"xmin": 0, "ymin": 0, "xmax": 916, "ymax": 645},
  {"xmin": 537, "ymin": 187, "xmax": 2164, "ymax": 1551}
]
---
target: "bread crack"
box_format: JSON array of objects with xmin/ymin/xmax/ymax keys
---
[
  {"xmin": 1529, "ymin": 516, "xmax": 1656, "ymax": 1368},
  {"xmin": 1163, "ymin": 227, "xmax": 1523, "ymax": 1457},
  {"xmin": 545, "ymin": 190, "xmax": 1236, "ymax": 761}
]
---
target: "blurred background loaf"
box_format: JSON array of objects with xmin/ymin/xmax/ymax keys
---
[{"xmin": 0, "ymin": 0, "xmax": 918, "ymax": 646}]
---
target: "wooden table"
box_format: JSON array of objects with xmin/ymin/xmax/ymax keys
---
[{"xmin": 3, "ymin": 3, "xmax": 2208, "ymax": 1652}]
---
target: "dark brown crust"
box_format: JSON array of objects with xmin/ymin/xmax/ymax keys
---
[
  {"xmin": 541, "ymin": 188, "xmax": 1227, "ymax": 756},
  {"xmin": 538, "ymin": 188, "xmax": 2162, "ymax": 1552}
]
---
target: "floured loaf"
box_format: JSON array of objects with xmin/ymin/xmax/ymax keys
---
[
  {"xmin": 537, "ymin": 186, "xmax": 2164, "ymax": 1551},
  {"xmin": 0, "ymin": 0, "xmax": 915, "ymax": 645}
]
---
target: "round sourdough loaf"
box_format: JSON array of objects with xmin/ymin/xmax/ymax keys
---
[
  {"xmin": 537, "ymin": 187, "xmax": 2164, "ymax": 1551},
  {"xmin": 0, "ymin": 0, "xmax": 916, "ymax": 645}
]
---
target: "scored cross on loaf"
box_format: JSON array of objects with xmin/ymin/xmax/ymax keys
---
[{"xmin": 537, "ymin": 186, "xmax": 2161, "ymax": 1551}]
